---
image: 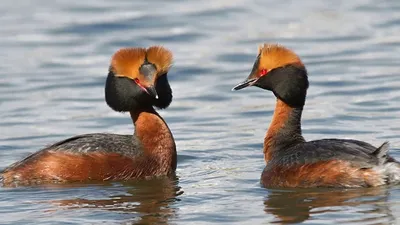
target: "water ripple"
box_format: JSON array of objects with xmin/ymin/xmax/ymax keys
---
[{"xmin": 1, "ymin": 0, "xmax": 400, "ymax": 224}]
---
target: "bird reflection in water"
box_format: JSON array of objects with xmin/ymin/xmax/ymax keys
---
[
  {"xmin": 48, "ymin": 176, "xmax": 182, "ymax": 224},
  {"xmin": 264, "ymin": 187, "xmax": 395, "ymax": 224}
]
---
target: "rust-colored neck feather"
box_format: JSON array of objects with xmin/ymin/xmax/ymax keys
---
[
  {"xmin": 130, "ymin": 108, "xmax": 176, "ymax": 171},
  {"xmin": 264, "ymin": 99, "xmax": 304, "ymax": 163}
]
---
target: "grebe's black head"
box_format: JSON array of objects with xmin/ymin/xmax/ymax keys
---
[
  {"xmin": 232, "ymin": 44, "xmax": 309, "ymax": 108},
  {"xmin": 105, "ymin": 46, "xmax": 173, "ymax": 112}
]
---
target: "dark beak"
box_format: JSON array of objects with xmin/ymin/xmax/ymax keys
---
[
  {"xmin": 145, "ymin": 86, "xmax": 159, "ymax": 99},
  {"xmin": 139, "ymin": 63, "xmax": 159, "ymax": 99},
  {"xmin": 232, "ymin": 78, "xmax": 258, "ymax": 91}
]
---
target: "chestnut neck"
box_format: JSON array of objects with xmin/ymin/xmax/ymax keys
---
[
  {"xmin": 264, "ymin": 99, "xmax": 305, "ymax": 162},
  {"xmin": 130, "ymin": 107, "xmax": 176, "ymax": 171}
]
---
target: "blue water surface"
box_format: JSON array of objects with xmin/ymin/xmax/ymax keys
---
[{"xmin": 1, "ymin": 0, "xmax": 400, "ymax": 224}]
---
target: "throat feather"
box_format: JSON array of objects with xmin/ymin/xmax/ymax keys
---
[{"xmin": 263, "ymin": 99, "xmax": 303, "ymax": 162}]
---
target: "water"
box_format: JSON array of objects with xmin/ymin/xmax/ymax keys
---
[{"xmin": 1, "ymin": 0, "xmax": 400, "ymax": 224}]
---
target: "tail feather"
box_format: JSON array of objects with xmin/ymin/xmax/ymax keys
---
[
  {"xmin": 373, "ymin": 142, "xmax": 390, "ymax": 165},
  {"xmin": 372, "ymin": 142, "xmax": 400, "ymax": 185}
]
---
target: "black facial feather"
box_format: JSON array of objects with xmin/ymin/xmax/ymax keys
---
[
  {"xmin": 153, "ymin": 73, "xmax": 172, "ymax": 109},
  {"xmin": 105, "ymin": 70, "xmax": 172, "ymax": 112},
  {"xmin": 255, "ymin": 64, "xmax": 309, "ymax": 108}
]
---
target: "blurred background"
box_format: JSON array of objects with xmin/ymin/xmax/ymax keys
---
[{"xmin": 1, "ymin": 0, "xmax": 400, "ymax": 224}]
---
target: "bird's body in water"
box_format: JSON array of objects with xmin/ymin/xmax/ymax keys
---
[
  {"xmin": 1, "ymin": 46, "xmax": 177, "ymax": 186},
  {"xmin": 233, "ymin": 43, "xmax": 400, "ymax": 188}
]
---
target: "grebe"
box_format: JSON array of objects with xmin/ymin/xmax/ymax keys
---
[
  {"xmin": 1, "ymin": 46, "xmax": 177, "ymax": 186},
  {"xmin": 232, "ymin": 43, "xmax": 400, "ymax": 188}
]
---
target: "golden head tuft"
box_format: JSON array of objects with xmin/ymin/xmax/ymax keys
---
[
  {"xmin": 110, "ymin": 48, "xmax": 147, "ymax": 79},
  {"xmin": 146, "ymin": 46, "xmax": 173, "ymax": 75},
  {"xmin": 257, "ymin": 44, "xmax": 303, "ymax": 70}
]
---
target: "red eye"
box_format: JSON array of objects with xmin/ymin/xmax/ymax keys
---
[{"xmin": 260, "ymin": 69, "xmax": 268, "ymax": 76}]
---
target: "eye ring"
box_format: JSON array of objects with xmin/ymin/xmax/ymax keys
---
[{"xmin": 260, "ymin": 69, "xmax": 268, "ymax": 76}]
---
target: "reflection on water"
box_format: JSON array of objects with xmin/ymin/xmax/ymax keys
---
[
  {"xmin": 48, "ymin": 177, "xmax": 182, "ymax": 224},
  {"xmin": 52, "ymin": 177, "xmax": 182, "ymax": 224},
  {"xmin": 265, "ymin": 187, "xmax": 394, "ymax": 224},
  {"xmin": 1, "ymin": 0, "xmax": 400, "ymax": 224}
]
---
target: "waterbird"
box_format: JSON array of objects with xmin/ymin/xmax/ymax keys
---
[
  {"xmin": 1, "ymin": 46, "xmax": 177, "ymax": 186},
  {"xmin": 232, "ymin": 43, "xmax": 400, "ymax": 188}
]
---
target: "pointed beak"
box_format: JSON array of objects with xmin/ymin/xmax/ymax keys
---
[
  {"xmin": 134, "ymin": 78, "xmax": 159, "ymax": 99},
  {"xmin": 145, "ymin": 86, "xmax": 159, "ymax": 99},
  {"xmin": 138, "ymin": 63, "xmax": 159, "ymax": 99},
  {"xmin": 232, "ymin": 54, "xmax": 263, "ymax": 91},
  {"xmin": 232, "ymin": 78, "xmax": 258, "ymax": 91}
]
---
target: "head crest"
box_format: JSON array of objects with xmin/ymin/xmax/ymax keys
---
[
  {"xmin": 146, "ymin": 46, "xmax": 173, "ymax": 74},
  {"xmin": 110, "ymin": 46, "xmax": 173, "ymax": 79},
  {"xmin": 110, "ymin": 48, "xmax": 147, "ymax": 78},
  {"xmin": 257, "ymin": 44, "xmax": 303, "ymax": 70}
]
